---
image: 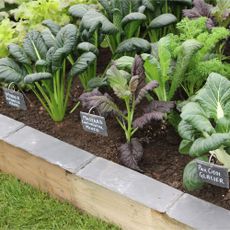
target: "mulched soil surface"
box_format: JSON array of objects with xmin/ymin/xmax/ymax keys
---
[{"xmin": 0, "ymin": 48, "xmax": 230, "ymax": 210}]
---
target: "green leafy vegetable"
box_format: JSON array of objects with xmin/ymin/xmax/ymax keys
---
[
  {"xmin": 178, "ymin": 73, "xmax": 230, "ymax": 191},
  {"xmin": 0, "ymin": 24, "xmax": 97, "ymax": 121}
]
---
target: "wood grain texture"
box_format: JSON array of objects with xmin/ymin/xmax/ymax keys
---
[{"xmin": 0, "ymin": 141, "xmax": 191, "ymax": 230}]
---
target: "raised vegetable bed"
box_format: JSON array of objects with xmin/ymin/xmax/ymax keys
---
[{"xmin": 0, "ymin": 114, "xmax": 230, "ymax": 230}]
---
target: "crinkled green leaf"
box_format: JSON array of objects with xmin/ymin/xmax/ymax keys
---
[
  {"xmin": 121, "ymin": 0, "xmax": 141, "ymax": 16},
  {"xmin": 68, "ymin": 4, "xmax": 94, "ymax": 18},
  {"xmin": 24, "ymin": 72, "xmax": 52, "ymax": 84},
  {"xmin": 0, "ymin": 58, "xmax": 25, "ymax": 83},
  {"xmin": 52, "ymin": 24, "xmax": 78, "ymax": 70},
  {"xmin": 42, "ymin": 20, "xmax": 61, "ymax": 36},
  {"xmin": 8, "ymin": 44, "xmax": 31, "ymax": 65},
  {"xmin": 70, "ymin": 52, "xmax": 96, "ymax": 77},
  {"xmin": 81, "ymin": 10, "xmax": 118, "ymax": 35},
  {"xmin": 98, "ymin": 0, "xmax": 112, "ymax": 19},
  {"xmin": 142, "ymin": 0, "xmax": 154, "ymax": 11},
  {"xmin": 77, "ymin": 42, "xmax": 99, "ymax": 55},
  {"xmin": 115, "ymin": 38, "xmax": 151, "ymax": 54},
  {"xmin": 121, "ymin": 12, "xmax": 146, "ymax": 27},
  {"xmin": 149, "ymin": 13, "xmax": 177, "ymax": 29},
  {"xmin": 35, "ymin": 59, "xmax": 49, "ymax": 68},
  {"xmin": 23, "ymin": 31, "xmax": 48, "ymax": 62},
  {"xmin": 41, "ymin": 29, "xmax": 56, "ymax": 48}
]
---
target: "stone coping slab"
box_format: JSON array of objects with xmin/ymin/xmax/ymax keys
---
[
  {"xmin": 78, "ymin": 157, "xmax": 183, "ymax": 213},
  {"xmin": 0, "ymin": 114, "xmax": 24, "ymax": 139},
  {"xmin": 0, "ymin": 114, "xmax": 230, "ymax": 229},
  {"xmin": 167, "ymin": 193, "xmax": 230, "ymax": 230},
  {"xmin": 4, "ymin": 124, "xmax": 95, "ymax": 174}
]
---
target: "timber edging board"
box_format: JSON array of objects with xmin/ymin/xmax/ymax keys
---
[{"xmin": 0, "ymin": 114, "xmax": 230, "ymax": 230}]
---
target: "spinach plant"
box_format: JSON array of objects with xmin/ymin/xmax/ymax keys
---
[
  {"xmin": 79, "ymin": 55, "xmax": 174, "ymax": 171},
  {"xmin": 69, "ymin": 0, "xmax": 149, "ymax": 54},
  {"xmin": 178, "ymin": 73, "xmax": 230, "ymax": 191},
  {"xmin": 141, "ymin": 0, "xmax": 192, "ymax": 42},
  {"xmin": 0, "ymin": 23, "xmax": 97, "ymax": 121}
]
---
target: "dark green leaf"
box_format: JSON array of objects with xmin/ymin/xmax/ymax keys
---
[
  {"xmin": 41, "ymin": 29, "xmax": 56, "ymax": 48},
  {"xmin": 87, "ymin": 77, "xmax": 107, "ymax": 89},
  {"xmin": 8, "ymin": 44, "xmax": 31, "ymax": 65},
  {"xmin": 189, "ymin": 133, "xmax": 230, "ymax": 157},
  {"xmin": 179, "ymin": 139, "xmax": 193, "ymax": 154},
  {"xmin": 24, "ymin": 72, "xmax": 52, "ymax": 84},
  {"xmin": 115, "ymin": 38, "xmax": 151, "ymax": 54},
  {"xmin": 183, "ymin": 156, "xmax": 208, "ymax": 192},
  {"xmin": 149, "ymin": 13, "xmax": 177, "ymax": 29},
  {"xmin": 77, "ymin": 42, "xmax": 99, "ymax": 55},
  {"xmin": 0, "ymin": 58, "xmax": 25, "ymax": 83},
  {"xmin": 121, "ymin": 12, "xmax": 146, "ymax": 27},
  {"xmin": 81, "ymin": 10, "xmax": 118, "ymax": 35},
  {"xmin": 70, "ymin": 52, "xmax": 96, "ymax": 77},
  {"xmin": 52, "ymin": 24, "xmax": 78, "ymax": 70},
  {"xmin": 68, "ymin": 4, "xmax": 94, "ymax": 18},
  {"xmin": 23, "ymin": 31, "xmax": 48, "ymax": 62},
  {"xmin": 42, "ymin": 20, "xmax": 61, "ymax": 36}
]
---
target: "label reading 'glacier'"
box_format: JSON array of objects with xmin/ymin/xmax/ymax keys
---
[{"xmin": 197, "ymin": 160, "xmax": 229, "ymax": 189}]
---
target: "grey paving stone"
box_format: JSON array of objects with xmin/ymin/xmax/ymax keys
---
[
  {"xmin": 4, "ymin": 126, "xmax": 95, "ymax": 173},
  {"xmin": 0, "ymin": 114, "xmax": 24, "ymax": 139},
  {"xmin": 77, "ymin": 157, "xmax": 183, "ymax": 212},
  {"xmin": 167, "ymin": 193, "xmax": 230, "ymax": 230}
]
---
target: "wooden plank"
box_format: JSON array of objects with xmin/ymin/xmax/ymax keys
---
[{"xmin": 0, "ymin": 141, "xmax": 191, "ymax": 230}]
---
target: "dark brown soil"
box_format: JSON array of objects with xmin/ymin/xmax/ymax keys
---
[{"xmin": 0, "ymin": 49, "xmax": 230, "ymax": 210}]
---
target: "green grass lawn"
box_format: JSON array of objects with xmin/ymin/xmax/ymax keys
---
[{"xmin": 0, "ymin": 173, "xmax": 120, "ymax": 230}]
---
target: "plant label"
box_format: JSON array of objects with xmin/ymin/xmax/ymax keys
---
[
  {"xmin": 80, "ymin": 112, "xmax": 108, "ymax": 136},
  {"xmin": 3, "ymin": 88, "xmax": 27, "ymax": 110},
  {"xmin": 196, "ymin": 160, "xmax": 229, "ymax": 189}
]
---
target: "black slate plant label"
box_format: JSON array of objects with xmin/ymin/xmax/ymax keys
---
[
  {"xmin": 3, "ymin": 88, "xmax": 27, "ymax": 110},
  {"xmin": 197, "ymin": 160, "xmax": 229, "ymax": 189},
  {"xmin": 80, "ymin": 112, "xmax": 108, "ymax": 136}
]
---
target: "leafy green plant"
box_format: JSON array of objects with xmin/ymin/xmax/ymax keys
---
[
  {"xmin": 141, "ymin": 0, "xmax": 192, "ymax": 42},
  {"xmin": 173, "ymin": 17, "xmax": 230, "ymax": 96},
  {"xmin": 112, "ymin": 35, "xmax": 202, "ymax": 101},
  {"xmin": 0, "ymin": 23, "xmax": 97, "ymax": 121},
  {"xmin": 69, "ymin": 0, "xmax": 189, "ymax": 54},
  {"xmin": 79, "ymin": 55, "xmax": 174, "ymax": 171},
  {"xmin": 69, "ymin": 2, "xmax": 151, "ymax": 56},
  {"xmin": 144, "ymin": 36, "xmax": 202, "ymax": 101},
  {"xmin": 178, "ymin": 73, "xmax": 230, "ymax": 191}
]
